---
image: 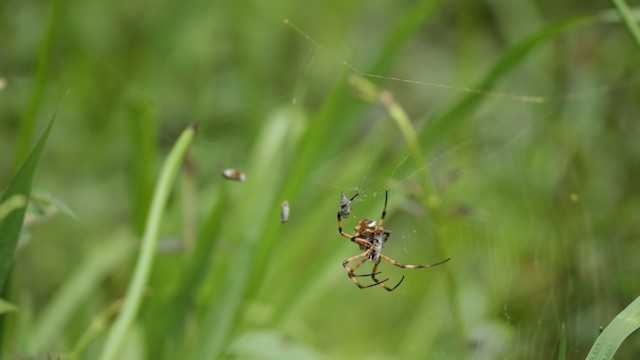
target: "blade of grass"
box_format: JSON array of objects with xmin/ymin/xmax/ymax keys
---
[
  {"xmin": 558, "ymin": 323, "xmax": 567, "ymax": 360},
  {"xmin": 0, "ymin": 196, "xmax": 28, "ymax": 221},
  {"xmin": 349, "ymin": 75, "xmax": 433, "ymax": 206},
  {"xmin": 0, "ymin": 110, "xmax": 56, "ymax": 290},
  {"xmin": 98, "ymin": 123, "xmax": 197, "ymax": 360},
  {"xmin": 13, "ymin": 0, "xmax": 62, "ymax": 172},
  {"xmin": 610, "ymin": 0, "xmax": 640, "ymax": 50},
  {"xmin": 586, "ymin": 295, "xmax": 640, "ymax": 360}
]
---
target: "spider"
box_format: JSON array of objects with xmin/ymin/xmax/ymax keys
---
[{"xmin": 337, "ymin": 190, "xmax": 450, "ymax": 291}]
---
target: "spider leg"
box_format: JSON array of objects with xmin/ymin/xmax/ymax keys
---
[
  {"xmin": 380, "ymin": 254, "xmax": 451, "ymax": 269},
  {"xmin": 343, "ymin": 252, "xmax": 388, "ymax": 289},
  {"xmin": 351, "ymin": 271, "xmax": 383, "ymax": 277},
  {"xmin": 378, "ymin": 190, "xmax": 388, "ymax": 226},
  {"xmin": 371, "ymin": 259, "xmax": 405, "ymax": 292},
  {"xmin": 337, "ymin": 212, "xmax": 371, "ymax": 248},
  {"xmin": 349, "ymin": 193, "xmax": 359, "ymax": 201},
  {"xmin": 349, "ymin": 256, "xmax": 383, "ymax": 277}
]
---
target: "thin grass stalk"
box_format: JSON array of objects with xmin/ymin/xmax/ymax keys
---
[{"xmin": 99, "ymin": 124, "xmax": 197, "ymax": 360}]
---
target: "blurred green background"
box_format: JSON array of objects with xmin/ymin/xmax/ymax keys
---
[{"xmin": 1, "ymin": 0, "xmax": 640, "ymax": 358}]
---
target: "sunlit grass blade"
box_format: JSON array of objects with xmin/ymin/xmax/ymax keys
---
[
  {"xmin": 98, "ymin": 123, "xmax": 197, "ymax": 360},
  {"xmin": 586, "ymin": 295, "xmax": 640, "ymax": 360},
  {"xmin": 0, "ymin": 110, "xmax": 56, "ymax": 290}
]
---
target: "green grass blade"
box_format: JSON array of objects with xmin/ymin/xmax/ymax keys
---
[
  {"xmin": 98, "ymin": 123, "xmax": 197, "ymax": 360},
  {"xmin": 349, "ymin": 75, "xmax": 432, "ymax": 205},
  {"xmin": 558, "ymin": 323, "xmax": 567, "ymax": 360},
  {"xmin": 13, "ymin": 0, "xmax": 61, "ymax": 171},
  {"xmin": 586, "ymin": 295, "xmax": 640, "ymax": 360},
  {"xmin": 0, "ymin": 111, "xmax": 56, "ymax": 290},
  {"xmin": 0, "ymin": 196, "xmax": 28, "ymax": 221},
  {"xmin": 610, "ymin": 0, "xmax": 640, "ymax": 50}
]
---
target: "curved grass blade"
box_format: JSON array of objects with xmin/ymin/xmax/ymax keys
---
[
  {"xmin": 0, "ymin": 196, "xmax": 28, "ymax": 222},
  {"xmin": 586, "ymin": 295, "xmax": 640, "ymax": 360},
  {"xmin": 0, "ymin": 110, "xmax": 56, "ymax": 290},
  {"xmin": 98, "ymin": 123, "xmax": 197, "ymax": 360}
]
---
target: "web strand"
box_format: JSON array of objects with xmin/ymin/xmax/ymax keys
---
[{"xmin": 275, "ymin": 12, "xmax": 636, "ymax": 105}]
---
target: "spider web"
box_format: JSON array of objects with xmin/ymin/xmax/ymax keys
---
[{"xmin": 157, "ymin": 2, "xmax": 635, "ymax": 359}]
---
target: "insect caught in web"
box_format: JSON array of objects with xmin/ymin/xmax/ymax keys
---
[
  {"xmin": 339, "ymin": 192, "xmax": 358, "ymax": 218},
  {"xmin": 280, "ymin": 200, "xmax": 290, "ymax": 223},
  {"xmin": 221, "ymin": 168, "xmax": 246, "ymax": 182},
  {"xmin": 337, "ymin": 191, "xmax": 450, "ymax": 291}
]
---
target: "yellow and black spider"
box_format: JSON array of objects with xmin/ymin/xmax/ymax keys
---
[{"xmin": 337, "ymin": 191, "xmax": 450, "ymax": 291}]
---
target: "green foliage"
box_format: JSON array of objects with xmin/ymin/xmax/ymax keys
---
[
  {"xmin": 586, "ymin": 295, "xmax": 640, "ymax": 360},
  {"xmin": 610, "ymin": 0, "xmax": 640, "ymax": 50},
  {"xmin": 0, "ymin": 112, "xmax": 56, "ymax": 290},
  {"xmin": 1, "ymin": 0, "xmax": 640, "ymax": 359}
]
